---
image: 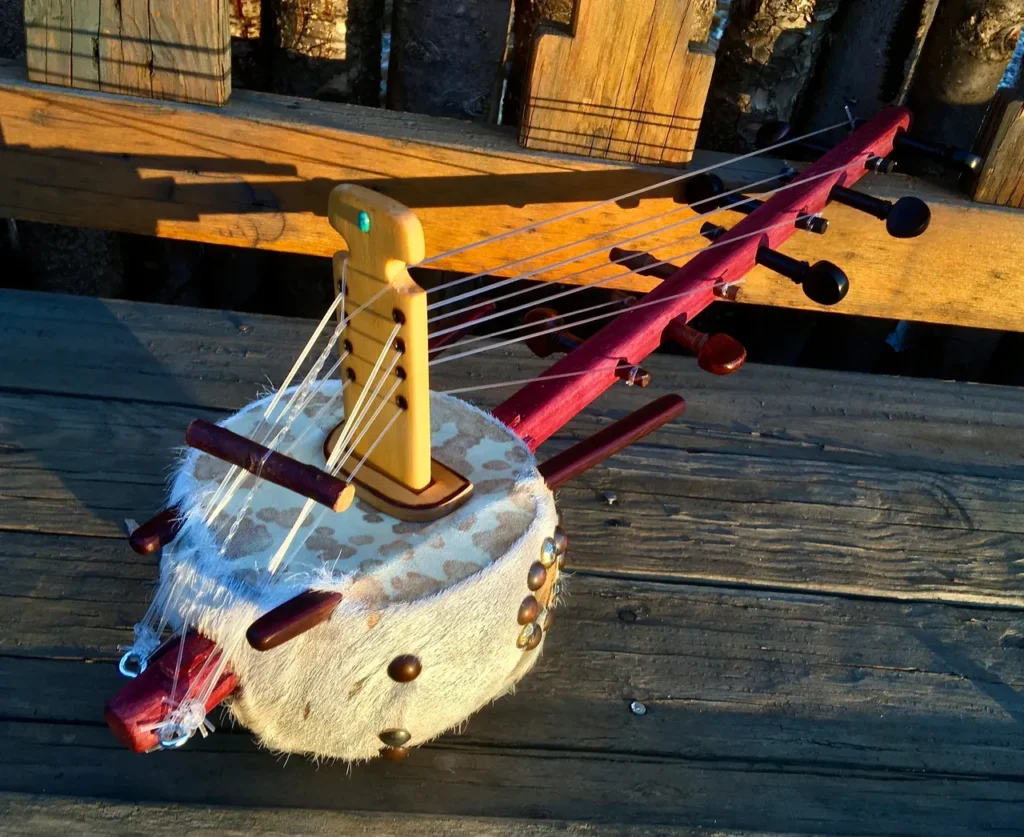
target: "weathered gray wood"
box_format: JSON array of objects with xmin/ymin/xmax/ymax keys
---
[
  {"xmin": 0, "ymin": 792, "xmax": 753, "ymax": 837},
  {"xmin": 24, "ymin": 0, "xmax": 231, "ymax": 104},
  {"xmin": 6, "ymin": 554, "xmax": 1024, "ymax": 779},
  {"xmin": 1, "ymin": 720, "xmax": 1022, "ymax": 835},
  {"xmin": 3, "ymin": 388, "xmax": 1024, "ymax": 604}
]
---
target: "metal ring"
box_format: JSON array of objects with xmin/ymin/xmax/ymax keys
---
[
  {"xmin": 118, "ymin": 649, "xmax": 147, "ymax": 679},
  {"xmin": 158, "ymin": 723, "xmax": 191, "ymax": 750}
]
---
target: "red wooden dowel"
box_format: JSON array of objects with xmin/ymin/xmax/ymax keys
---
[
  {"xmin": 246, "ymin": 590, "xmax": 344, "ymax": 651},
  {"xmin": 663, "ymin": 319, "xmax": 747, "ymax": 376},
  {"xmin": 105, "ymin": 633, "xmax": 237, "ymax": 753},
  {"xmin": 537, "ymin": 394, "xmax": 686, "ymax": 489},
  {"xmin": 429, "ymin": 301, "xmax": 497, "ymax": 356},
  {"xmin": 129, "ymin": 505, "xmax": 184, "ymax": 555},
  {"xmin": 185, "ymin": 419, "xmax": 355, "ymax": 512}
]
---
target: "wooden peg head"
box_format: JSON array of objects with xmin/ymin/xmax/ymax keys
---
[
  {"xmin": 328, "ymin": 185, "xmax": 425, "ymax": 267},
  {"xmin": 886, "ymin": 196, "xmax": 931, "ymax": 239},
  {"xmin": 523, "ymin": 308, "xmax": 581, "ymax": 358},
  {"xmin": 697, "ymin": 333, "xmax": 747, "ymax": 376},
  {"xmin": 803, "ymin": 261, "xmax": 850, "ymax": 306},
  {"xmin": 684, "ymin": 174, "xmax": 726, "ymax": 208}
]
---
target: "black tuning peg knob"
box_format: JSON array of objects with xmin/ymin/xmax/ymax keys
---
[
  {"xmin": 685, "ymin": 174, "xmax": 828, "ymax": 235},
  {"xmin": 700, "ymin": 223, "xmax": 849, "ymax": 306},
  {"xmin": 892, "ymin": 132, "xmax": 983, "ymax": 176},
  {"xmin": 828, "ymin": 186, "xmax": 930, "ymax": 238}
]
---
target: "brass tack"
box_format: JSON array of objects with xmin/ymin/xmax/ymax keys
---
[
  {"xmin": 516, "ymin": 622, "xmax": 540, "ymax": 650},
  {"xmin": 527, "ymin": 561, "xmax": 547, "ymax": 591},
  {"xmin": 379, "ymin": 728, "xmax": 411, "ymax": 747},
  {"xmin": 388, "ymin": 654, "xmax": 421, "ymax": 683},
  {"xmin": 553, "ymin": 527, "xmax": 568, "ymax": 555},
  {"xmin": 539, "ymin": 537, "xmax": 558, "ymax": 568},
  {"xmin": 525, "ymin": 625, "xmax": 543, "ymax": 651},
  {"xmin": 518, "ymin": 595, "xmax": 540, "ymax": 625},
  {"xmin": 381, "ymin": 746, "xmax": 409, "ymax": 761}
]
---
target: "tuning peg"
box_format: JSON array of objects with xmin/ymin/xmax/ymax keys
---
[
  {"xmin": 828, "ymin": 185, "xmax": 930, "ymax": 238},
  {"xmin": 685, "ymin": 174, "xmax": 828, "ymax": 235},
  {"xmin": 701, "ymin": 223, "xmax": 849, "ymax": 306},
  {"xmin": 522, "ymin": 307, "xmax": 651, "ymax": 387},
  {"xmin": 892, "ymin": 132, "xmax": 983, "ymax": 175},
  {"xmin": 664, "ymin": 319, "xmax": 747, "ymax": 375}
]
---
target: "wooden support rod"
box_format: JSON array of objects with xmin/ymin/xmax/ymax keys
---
[
  {"xmin": 129, "ymin": 505, "xmax": 184, "ymax": 555},
  {"xmin": 185, "ymin": 420, "xmax": 355, "ymax": 513},
  {"xmin": 538, "ymin": 394, "xmax": 686, "ymax": 489},
  {"xmin": 246, "ymin": 590, "xmax": 344, "ymax": 651}
]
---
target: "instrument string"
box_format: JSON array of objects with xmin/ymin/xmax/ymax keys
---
[
  {"xmin": 432, "ymin": 210, "xmax": 816, "ymax": 358},
  {"xmin": 415, "ymin": 120, "xmax": 848, "ymax": 273},
  {"xmin": 426, "ymin": 160, "xmax": 859, "ymax": 335},
  {"xmin": 426, "ymin": 168, "xmax": 793, "ymax": 315},
  {"xmin": 430, "ymin": 279, "xmax": 741, "ymax": 367}
]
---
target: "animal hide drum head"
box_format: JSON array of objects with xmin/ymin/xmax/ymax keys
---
[{"xmin": 156, "ymin": 382, "xmax": 560, "ymax": 761}]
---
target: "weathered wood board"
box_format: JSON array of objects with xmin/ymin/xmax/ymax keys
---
[
  {"xmin": 520, "ymin": 0, "xmax": 716, "ymax": 165},
  {"xmin": 2, "ymin": 63, "xmax": 1024, "ymax": 331},
  {"xmin": 2, "ymin": 291, "xmax": 1024, "ymax": 835},
  {"xmin": 23, "ymin": 0, "xmax": 230, "ymax": 105},
  {"xmin": 972, "ymin": 87, "xmax": 1024, "ymax": 208}
]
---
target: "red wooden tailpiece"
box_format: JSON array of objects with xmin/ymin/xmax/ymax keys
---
[
  {"xmin": 104, "ymin": 633, "xmax": 237, "ymax": 753},
  {"xmin": 129, "ymin": 505, "xmax": 183, "ymax": 555},
  {"xmin": 538, "ymin": 395, "xmax": 686, "ymax": 488},
  {"xmin": 493, "ymin": 108, "xmax": 912, "ymax": 449}
]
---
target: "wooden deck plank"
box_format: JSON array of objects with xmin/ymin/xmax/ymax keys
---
[
  {"xmin": 2, "ymin": 290, "xmax": 1023, "ymax": 603},
  {"xmin": 1, "ymin": 721, "xmax": 1022, "ymax": 836},
  {"xmin": 0, "ymin": 793, "xmax": 742, "ymax": 837},
  {"xmin": 4, "ymin": 554, "xmax": 1024, "ymax": 779},
  {"xmin": 3, "ymin": 65, "xmax": 1024, "ymax": 330}
]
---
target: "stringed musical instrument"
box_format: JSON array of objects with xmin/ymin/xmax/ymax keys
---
[{"xmin": 104, "ymin": 107, "xmax": 978, "ymax": 761}]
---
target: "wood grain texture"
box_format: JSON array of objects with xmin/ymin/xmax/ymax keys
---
[
  {"xmin": 972, "ymin": 88, "xmax": 1024, "ymax": 207},
  {"xmin": 520, "ymin": 0, "xmax": 715, "ymax": 165},
  {"xmin": 0, "ymin": 793, "xmax": 751, "ymax": 837},
  {"xmin": 2, "ymin": 291, "xmax": 1024, "ymax": 604},
  {"xmin": 23, "ymin": 0, "xmax": 230, "ymax": 104},
  {"xmin": 4, "ymin": 64, "xmax": 1024, "ymax": 330},
  {"xmin": 3, "ymin": 291, "xmax": 1024, "ymax": 834}
]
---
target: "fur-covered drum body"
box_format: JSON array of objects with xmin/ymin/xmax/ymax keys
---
[{"xmin": 152, "ymin": 384, "xmax": 559, "ymax": 761}]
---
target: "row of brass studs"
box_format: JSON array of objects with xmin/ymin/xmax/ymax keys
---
[
  {"xmin": 516, "ymin": 527, "xmax": 567, "ymax": 650},
  {"xmin": 379, "ymin": 654, "xmax": 421, "ymax": 760}
]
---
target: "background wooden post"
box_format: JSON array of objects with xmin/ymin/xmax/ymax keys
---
[
  {"xmin": 24, "ymin": 0, "xmax": 232, "ymax": 105},
  {"xmin": 971, "ymin": 86, "xmax": 1024, "ymax": 206}
]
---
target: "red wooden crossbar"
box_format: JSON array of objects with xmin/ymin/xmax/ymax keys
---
[{"xmin": 492, "ymin": 108, "xmax": 912, "ymax": 450}]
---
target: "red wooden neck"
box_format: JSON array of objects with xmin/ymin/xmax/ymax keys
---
[{"xmin": 492, "ymin": 108, "xmax": 912, "ymax": 450}]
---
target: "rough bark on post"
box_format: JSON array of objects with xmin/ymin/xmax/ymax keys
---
[
  {"xmin": 271, "ymin": 0, "xmax": 385, "ymax": 103},
  {"xmin": 388, "ymin": 0, "xmax": 514, "ymax": 119},
  {"xmin": 698, "ymin": 0, "xmax": 841, "ymax": 153},
  {"xmin": 798, "ymin": 0, "xmax": 939, "ymax": 131},
  {"xmin": 907, "ymin": 0, "xmax": 1024, "ymax": 148}
]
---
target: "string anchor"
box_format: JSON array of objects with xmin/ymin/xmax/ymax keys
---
[
  {"xmin": 828, "ymin": 185, "xmax": 931, "ymax": 239},
  {"xmin": 684, "ymin": 174, "xmax": 828, "ymax": 235},
  {"xmin": 701, "ymin": 223, "xmax": 849, "ymax": 307},
  {"xmin": 522, "ymin": 308, "xmax": 651, "ymax": 387},
  {"xmin": 607, "ymin": 248, "xmax": 747, "ymax": 376}
]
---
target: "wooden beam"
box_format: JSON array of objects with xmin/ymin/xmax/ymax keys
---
[
  {"xmin": 1, "ymin": 63, "xmax": 1023, "ymax": 331},
  {"xmin": 972, "ymin": 87, "xmax": 1024, "ymax": 208}
]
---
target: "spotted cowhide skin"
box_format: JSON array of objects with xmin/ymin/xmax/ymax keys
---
[{"xmin": 155, "ymin": 383, "xmax": 560, "ymax": 761}]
